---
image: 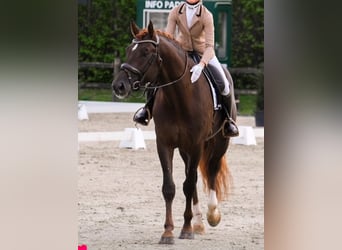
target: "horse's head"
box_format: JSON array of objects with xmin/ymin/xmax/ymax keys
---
[{"xmin": 112, "ymin": 21, "xmax": 162, "ymax": 99}]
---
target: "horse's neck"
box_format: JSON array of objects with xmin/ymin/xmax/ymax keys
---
[
  {"xmin": 156, "ymin": 37, "xmax": 197, "ymax": 110},
  {"xmin": 159, "ymin": 38, "xmax": 187, "ymax": 83}
]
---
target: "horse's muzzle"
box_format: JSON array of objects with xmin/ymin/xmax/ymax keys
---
[{"xmin": 112, "ymin": 78, "xmax": 131, "ymax": 99}]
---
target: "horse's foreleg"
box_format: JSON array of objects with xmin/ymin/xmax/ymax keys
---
[
  {"xmin": 179, "ymin": 153, "xmax": 200, "ymax": 240},
  {"xmin": 158, "ymin": 146, "xmax": 176, "ymax": 244},
  {"xmin": 160, "ymin": 176, "xmax": 175, "ymax": 244},
  {"xmin": 193, "ymin": 187, "xmax": 205, "ymax": 234}
]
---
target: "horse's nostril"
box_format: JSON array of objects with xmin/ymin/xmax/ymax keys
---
[
  {"xmin": 118, "ymin": 82, "xmax": 125, "ymax": 91},
  {"xmin": 112, "ymin": 81, "xmax": 126, "ymax": 95}
]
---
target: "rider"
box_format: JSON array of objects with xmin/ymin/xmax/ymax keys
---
[{"xmin": 133, "ymin": 0, "xmax": 239, "ymax": 137}]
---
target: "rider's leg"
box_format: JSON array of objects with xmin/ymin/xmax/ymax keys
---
[
  {"xmin": 220, "ymin": 94, "xmax": 239, "ymax": 137},
  {"xmin": 208, "ymin": 57, "xmax": 239, "ymax": 137},
  {"xmin": 133, "ymin": 89, "xmax": 155, "ymax": 126}
]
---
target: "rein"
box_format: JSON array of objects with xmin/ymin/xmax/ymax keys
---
[
  {"xmin": 121, "ymin": 35, "xmax": 161, "ymax": 90},
  {"xmin": 145, "ymin": 52, "xmax": 188, "ymax": 90}
]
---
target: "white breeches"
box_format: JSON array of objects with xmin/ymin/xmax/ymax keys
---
[{"xmin": 208, "ymin": 56, "xmax": 230, "ymax": 96}]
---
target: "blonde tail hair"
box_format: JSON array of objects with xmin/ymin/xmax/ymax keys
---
[{"xmin": 199, "ymin": 153, "xmax": 232, "ymax": 202}]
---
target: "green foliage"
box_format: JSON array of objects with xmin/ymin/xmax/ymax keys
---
[
  {"xmin": 78, "ymin": 88, "xmax": 113, "ymax": 101},
  {"xmin": 232, "ymin": 0, "xmax": 264, "ymax": 67},
  {"xmin": 79, "ymin": 88, "xmax": 145, "ymax": 103},
  {"xmin": 78, "ymin": 0, "xmax": 136, "ymax": 84},
  {"xmin": 238, "ymin": 95, "xmax": 257, "ymax": 115},
  {"xmin": 232, "ymin": 0, "xmax": 264, "ymax": 111},
  {"xmin": 233, "ymin": 74, "xmax": 260, "ymax": 90}
]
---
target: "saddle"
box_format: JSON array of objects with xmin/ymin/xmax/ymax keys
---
[{"xmin": 188, "ymin": 52, "xmax": 223, "ymax": 110}]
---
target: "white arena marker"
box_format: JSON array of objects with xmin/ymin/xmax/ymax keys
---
[
  {"xmin": 119, "ymin": 128, "xmax": 146, "ymax": 150},
  {"xmin": 78, "ymin": 103, "xmax": 89, "ymax": 120},
  {"xmin": 231, "ymin": 126, "xmax": 257, "ymax": 145}
]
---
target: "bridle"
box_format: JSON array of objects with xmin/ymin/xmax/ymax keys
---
[
  {"xmin": 120, "ymin": 35, "xmax": 161, "ymax": 90},
  {"xmin": 120, "ymin": 35, "xmax": 188, "ymax": 91}
]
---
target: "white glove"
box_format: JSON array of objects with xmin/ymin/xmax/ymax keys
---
[{"xmin": 190, "ymin": 63, "xmax": 204, "ymax": 83}]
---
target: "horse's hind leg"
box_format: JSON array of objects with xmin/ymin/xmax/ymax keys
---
[
  {"xmin": 206, "ymin": 154, "xmax": 227, "ymax": 227},
  {"xmin": 157, "ymin": 145, "xmax": 176, "ymax": 244},
  {"xmin": 207, "ymin": 188, "xmax": 221, "ymax": 227}
]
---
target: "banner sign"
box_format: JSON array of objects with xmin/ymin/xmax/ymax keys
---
[{"xmin": 144, "ymin": 0, "xmax": 182, "ymax": 9}]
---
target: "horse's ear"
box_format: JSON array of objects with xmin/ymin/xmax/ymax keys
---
[
  {"xmin": 130, "ymin": 20, "xmax": 140, "ymax": 37},
  {"xmin": 147, "ymin": 20, "xmax": 155, "ymax": 38}
]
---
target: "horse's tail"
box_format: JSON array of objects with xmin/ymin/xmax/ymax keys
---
[{"xmin": 199, "ymin": 153, "xmax": 232, "ymax": 202}]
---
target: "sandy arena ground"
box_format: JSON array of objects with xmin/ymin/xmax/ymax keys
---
[{"xmin": 78, "ymin": 113, "xmax": 264, "ymax": 249}]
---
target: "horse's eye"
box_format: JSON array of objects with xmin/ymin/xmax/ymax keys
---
[{"xmin": 143, "ymin": 47, "xmax": 149, "ymax": 56}]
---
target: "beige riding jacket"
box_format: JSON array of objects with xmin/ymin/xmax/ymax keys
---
[{"xmin": 165, "ymin": 3, "xmax": 215, "ymax": 65}]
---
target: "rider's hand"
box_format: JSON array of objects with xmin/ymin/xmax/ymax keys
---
[{"xmin": 190, "ymin": 62, "xmax": 204, "ymax": 83}]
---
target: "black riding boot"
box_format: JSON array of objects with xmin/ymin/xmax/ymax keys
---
[
  {"xmin": 221, "ymin": 94, "xmax": 239, "ymax": 137},
  {"xmin": 133, "ymin": 90, "xmax": 155, "ymax": 126},
  {"xmin": 206, "ymin": 64, "xmax": 239, "ymax": 137}
]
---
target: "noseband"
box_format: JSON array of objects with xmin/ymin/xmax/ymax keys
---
[
  {"xmin": 120, "ymin": 35, "xmax": 162, "ymax": 90},
  {"xmin": 120, "ymin": 35, "xmax": 188, "ymax": 91}
]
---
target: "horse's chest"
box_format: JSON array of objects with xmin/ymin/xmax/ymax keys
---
[{"xmin": 155, "ymin": 121, "xmax": 207, "ymax": 147}]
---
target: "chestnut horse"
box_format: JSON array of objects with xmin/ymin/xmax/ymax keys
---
[{"xmin": 112, "ymin": 21, "xmax": 236, "ymax": 244}]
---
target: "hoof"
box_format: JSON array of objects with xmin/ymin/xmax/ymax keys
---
[
  {"xmin": 193, "ymin": 223, "xmax": 205, "ymax": 235},
  {"xmin": 207, "ymin": 207, "xmax": 221, "ymax": 227},
  {"xmin": 179, "ymin": 230, "xmax": 194, "ymax": 239},
  {"xmin": 159, "ymin": 236, "xmax": 175, "ymax": 244}
]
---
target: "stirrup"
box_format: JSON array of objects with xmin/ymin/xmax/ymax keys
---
[
  {"xmin": 228, "ymin": 117, "xmax": 238, "ymax": 127},
  {"xmin": 222, "ymin": 118, "xmax": 239, "ymax": 138},
  {"xmin": 133, "ymin": 107, "xmax": 152, "ymax": 126}
]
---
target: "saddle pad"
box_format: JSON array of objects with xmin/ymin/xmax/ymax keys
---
[
  {"xmin": 189, "ymin": 52, "xmax": 221, "ymax": 110},
  {"xmin": 202, "ymin": 70, "xmax": 221, "ymax": 110}
]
